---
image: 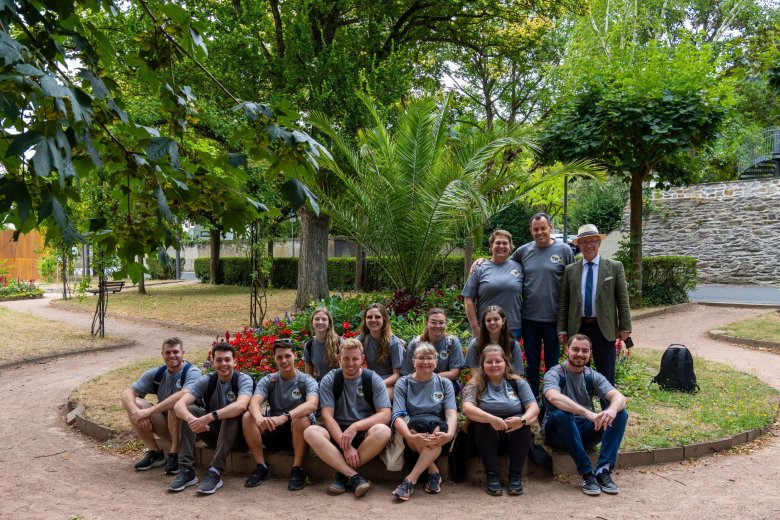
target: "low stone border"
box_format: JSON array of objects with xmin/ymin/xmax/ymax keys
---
[
  {"xmin": 0, "ymin": 340, "xmax": 136, "ymax": 371},
  {"xmin": 0, "ymin": 293, "xmax": 44, "ymax": 302},
  {"xmin": 67, "ymin": 399, "xmax": 778, "ymax": 479},
  {"xmin": 631, "ymin": 302, "xmax": 697, "ymax": 321},
  {"xmin": 707, "ymin": 330, "xmax": 780, "ymax": 353},
  {"xmin": 49, "ymin": 299, "xmax": 222, "ymax": 337}
]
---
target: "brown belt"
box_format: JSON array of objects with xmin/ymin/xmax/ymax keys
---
[{"xmin": 581, "ymin": 317, "xmax": 598, "ymax": 324}]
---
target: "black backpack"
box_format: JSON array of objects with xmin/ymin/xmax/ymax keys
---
[
  {"xmin": 651, "ymin": 344, "xmax": 699, "ymax": 393},
  {"xmin": 332, "ymin": 368, "xmax": 376, "ymax": 414},
  {"xmin": 204, "ymin": 371, "xmax": 256, "ymax": 412},
  {"xmin": 152, "ymin": 362, "xmax": 192, "ymax": 394}
]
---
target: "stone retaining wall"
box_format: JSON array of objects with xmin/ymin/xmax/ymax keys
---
[{"xmin": 624, "ymin": 178, "xmax": 780, "ymax": 285}]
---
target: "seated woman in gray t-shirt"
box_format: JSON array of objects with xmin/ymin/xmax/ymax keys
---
[
  {"xmin": 303, "ymin": 308, "xmax": 341, "ymax": 382},
  {"xmin": 357, "ymin": 303, "xmax": 405, "ymax": 399},
  {"xmin": 391, "ymin": 342, "xmax": 457, "ymax": 501},
  {"xmin": 462, "ymin": 345, "xmax": 539, "ymax": 496}
]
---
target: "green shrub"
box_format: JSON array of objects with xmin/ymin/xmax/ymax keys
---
[
  {"xmin": 569, "ymin": 176, "xmax": 629, "ymax": 234},
  {"xmin": 147, "ymin": 253, "xmax": 184, "ymax": 280},
  {"xmin": 195, "ymin": 256, "xmax": 468, "ymax": 291},
  {"xmin": 641, "ymin": 256, "xmax": 697, "ymax": 306}
]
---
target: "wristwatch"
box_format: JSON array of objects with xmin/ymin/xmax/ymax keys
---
[
  {"xmin": 211, "ymin": 411, "xmax": 219, "ymax": 421},
  {"xmin": 283, "ymin": 411, "xmax": 291, "ymax": 421},
  {"xmin": 520, "ymin": 416, "xmax": 527, "ymax": 426}
]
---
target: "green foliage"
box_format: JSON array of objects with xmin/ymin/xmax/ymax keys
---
[
  {"xmin": 0, "ymin": 279, "xmax": 43, "ymax": 300},
  {"xmin": 194, "ymin": 256, "xmax": 468, "ymax": 290},
  {"xmin": 483, "ymin": 202, "xmax": 536, "ymax": 249},
  {"xmin": 36, "ymin": 252, "xmax": 58, "ymax": 283},
  {"xmin": 146, "ymin": 253, "xmax": 184, "ymax": 280},
  {"xmin": 641, "ymin": 256, "xmax": 698, "ymax": 307},
  {"xmin": 569, "ymin": 176, "xmax": 629, "ymax": 233}
]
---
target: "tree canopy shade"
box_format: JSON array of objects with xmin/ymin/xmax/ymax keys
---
[
  {"xmin": 542, "ymin": 42, "xmax": 725, "ymax": 304},
  {"xmin": 0, "ymin": 0, "xmax": 325, "ymax": 282},
  {"xmin": 311, "ymin": 94, "xmax": 601, "ymax": 296}
]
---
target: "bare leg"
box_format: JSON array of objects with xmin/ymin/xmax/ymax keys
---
[
  {"xmin": 405, "ymin": 446, "xmax": 442, "ymax": 484},
  {"xmin": 166, "ymin": 409, "xmax": 179, "ymax": 453},
  {"xmin": 242, "ymin": 411, "xmax": 266, "ymax": 465},
  {"xmin": 303, "ymin": 425, "xmax": 357, "ymax": 476},
  {"xmin": 125, "ymin": 398, "xmax": 162, "ymax": 451},
  {"xmin": 291, "ymin": 416, "xmax": 311, "ymax": 467},
  {"xmin": 356, "ymin": 424, "xmax": 392, "ymax": 463}
]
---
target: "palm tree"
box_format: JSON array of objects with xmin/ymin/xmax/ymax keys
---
[{"xmin": 310, "ymin": 94, "xmax": 600, "ymax": 296}]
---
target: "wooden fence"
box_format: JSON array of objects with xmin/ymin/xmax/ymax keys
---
[{"xmin": 0, "ymin": 230, "xmax": 43, "ymax": 281}]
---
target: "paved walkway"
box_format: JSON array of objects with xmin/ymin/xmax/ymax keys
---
[
  {"xmin": 689, "ymin": 283, "xmax": 780, "ymax": 305},
  {"xmin": 0, "ymin": 298, "xmax": 779, "ymax": 519}
]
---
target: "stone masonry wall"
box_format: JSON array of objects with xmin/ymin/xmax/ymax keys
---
[{"xmin": 623, "ymin": 178, "xmax": 780, "ymax": 285}]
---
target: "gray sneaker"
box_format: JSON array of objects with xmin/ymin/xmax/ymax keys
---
[
  {"xmin": 393, "ymin": 479, "xmax": 414, "ymax": 501},
  {"xmin": 134, "ymin": 449, "xmax": 164, "ymax": 471},
  {"xmin": 582, "ymin": 472, "xmax": 601, "ymax": 496},
  {"xmin": 327, "ymin": 472, "xmax": 348, "ymax": 494},
  {"xmin": 347, "ymin": 474, "xmax": 371, "ymax": 497},
  {"xmin": 197, "ymin": 468, "xmax": 223, "ymax": 495},
  {"xmin": 168, "ymin": 466, "xmax": 198, "ymax": 492},
  {"xmin": 596, "ymin": 471, "xmax": 619, "ymax": 494}
]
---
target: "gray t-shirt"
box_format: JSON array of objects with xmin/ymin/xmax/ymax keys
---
[
  {"xmin": 358, "ymin": 334, "xmax": 404, "ymax": 378},
  {"xmin": 463, "ymin": 378, "xmax": 535, "ymax": 417},
  {"xmin": 392, "ymin": 374, "xmax": 457, "ymax": 420},
  {"xmin": 319, "ymin": 369, "xmax": 391, "ymax": 426},
  {"xmin": 186, "ymin": 371, "xmax": 254, "ymax": 410},
  {"xmin": 254, "ymin": 370, "xmax": 319, "ymax": 417},
  {"xmin": 464, "ymin": 338, "xmax": 524, "ymax": 375},
  {"xmin": 542, "ymin": 363, "xmax": 614, "ymax": 415},
  {"xmin": 131, "ymin": 363, "xmax": 202, "ymax": 402},
  {"xmin": 402, "ymin": 335, "xmax": 465, "ymax": 376},
  {"xmin": 512, "ymin": 239, "xmax": 574, "ymax": 322},
  {"xmin": 461, "ymin": 259, "xmax": 524, "ymax": 329},
  {"xmin": 302, "ymin": 337, "xmax": 341, "ymax": 381}
]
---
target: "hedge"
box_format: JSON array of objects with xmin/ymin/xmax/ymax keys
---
[
  {"xmin": 642, "ymin": 256, "xmax": 698, "ymax": 306},
  {"xmin": 194, "ymin": 256, "xmax": 469, "ymax": 290}
]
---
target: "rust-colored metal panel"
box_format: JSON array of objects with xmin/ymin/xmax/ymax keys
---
[{"xmin": 0, "ymin": 230, "xmax": 44, "ymax": 281}]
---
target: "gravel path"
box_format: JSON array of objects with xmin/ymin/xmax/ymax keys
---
[{"xmin": 1, "ymin": 298, "xmax": 778, "ymax": 520}]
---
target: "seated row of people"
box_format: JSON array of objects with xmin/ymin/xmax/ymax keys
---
[{"xmin": 123, "ymin": 331, "xmax": 627, "ymax": 499}]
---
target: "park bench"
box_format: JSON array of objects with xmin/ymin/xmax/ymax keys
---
[{"xmin": 90, "ymin": 280, "xmax": 125, "ymax": 336}]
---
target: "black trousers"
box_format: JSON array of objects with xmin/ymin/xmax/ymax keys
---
[
  {"xmin": 578, "ymin": 318, "xmax": 616, "ymax": 385},
  {"xmin": 469, "ymin": 422, "xmax": 532, "ymax": 478}
]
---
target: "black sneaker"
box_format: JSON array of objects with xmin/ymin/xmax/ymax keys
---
[
  {"xmin": 424, "ymin": 471, "xmax": 442, "ymax": 494},
  {"xmin": 245, "ymin": 464, "xmax": 270, "ymax": 488},
  {"xmin": 596, "ymin": 470, "xmax": 619, "ymax": 494},
  {"xmin": 507, "ymin": 475, "xmax": 523, "ymax": 495},
  {"xmin": 134, "ymin": 449, "xmax": 165, "ymax": 471},
  {"xmin": 327, "ymin": 472, "xmax": 348, "ymax": 494},
  {"xmin": 485, "ymin": 472, "xmax": 503, "ymax": 496},
  {"xmin": 347, "ymin": 474, "xmax": 371, "ymax": 497},
  {"xmin": 197, "ymin": 468, "xmax": 223, "ymax": 495},
  {"xmin": 393, "ymin": 479, "xmax": 414, "ymax": 501},
  {"xmin": 288, "ymin": 466, "xmax": 307, "ymax": 491},
  {"xmin": 164, "ymin": 452, "xmax": 180, "ymax": 475},
  {"xmin": 582, "ymin": 472, "xmax": 601, "ymax": 496},
  {"xmin": 168, "ymin": 466, "xmax": 198, "ymax": 492}
]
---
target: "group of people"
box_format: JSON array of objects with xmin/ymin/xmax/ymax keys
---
[{"xmin": 121, "ymin": 213, "xmax": 633, "ymax": 498}]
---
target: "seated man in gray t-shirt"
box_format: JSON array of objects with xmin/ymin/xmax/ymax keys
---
[
  {"xmin": 242, "ymin": 339, "xmax": 319, "ymax": 491},
  {"xmin": 121, "ymin": 337, "xmax": 201, "ymax": 474},
  {"xmin": 542, "ymin": 334, "xmax": 628, "ymax": 497},
  {"xmin": 303, "ymin": 338, "xmax": 391, "ymax": 498}
]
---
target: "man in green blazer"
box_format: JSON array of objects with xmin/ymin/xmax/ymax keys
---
[{"xmin": 557, "ymin": 224, "xmax": 631, "ymax": 385}]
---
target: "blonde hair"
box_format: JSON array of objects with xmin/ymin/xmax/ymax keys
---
[
  {"xmin": 311, "ymin": 308, "xmax": 341, "ymax": 367},
  {"xmin": 340, "ymin": 337, "xmax": 364, "ymax": 353},
  {"xmin": 412, "ymin": 342, "xmax": 437, "ymax": 359}
]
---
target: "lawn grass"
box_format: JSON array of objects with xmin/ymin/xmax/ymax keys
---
[
  {"xmin": 0, "ymin": 306, "xmax": 126, "ymax": 364},
  {"xmin": 53, "ymin": 283, "xmax": 297, "ymax": 332},
  {"xmin": 618, "ymin": 349, "xmax": 778, "ymax": 451},
  {"xmin": 73, "ymin": 345, "xmax": 778, "ymax": 452},
  {"xmin": 717, "ymin": 310, "xmax": 780, "ymax": 343}
]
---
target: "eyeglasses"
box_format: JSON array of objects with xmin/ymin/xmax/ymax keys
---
[
  {"xmin": 414, "ymin": 356, "xmax": 436, "ymax": 361},
  {"xmin": 578, "ymin": 239, "xmax": 600, "ymax": 246},
  {"xmin": 273, "ymin": 338, "xmax": 293, "ymax": 347}
]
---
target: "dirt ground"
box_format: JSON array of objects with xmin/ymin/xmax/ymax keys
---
[{"xmin": 1, "ymin": 297, "xmax": 779, "ymax": 520}]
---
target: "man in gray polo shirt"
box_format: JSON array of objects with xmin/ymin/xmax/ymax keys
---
[
  {"xmin": 243, "ymin": 338, "xmax": 319, "ymax": 491},
  {"xmin": 121, "ymin": 337, "xmax": 201, "ymax": 475},
  {"xmin": 542, "ymin": 334, "xmax": 628, "ymax": 496},
  {"xmin": 303, "ymin": 338, "xmax": 391, "ymax": 497},
  {"xmin": 169, "ymin": 342, "xmax": 253, "ymax": 495}
]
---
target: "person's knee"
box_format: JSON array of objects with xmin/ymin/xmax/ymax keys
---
[
  {"xmin": 367, "ymin": 423, "xmax": 391, "ymax": 442},
  {"xmin": 303, "ymin": 425, "xmax": 327, "ymax": 444}
]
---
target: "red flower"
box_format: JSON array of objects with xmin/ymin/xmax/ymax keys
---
[{"xmin": 343, "ymin": 321, "xmax": 352, "ymax": 330}]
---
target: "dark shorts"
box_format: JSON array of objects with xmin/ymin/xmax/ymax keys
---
[
  {"xmin": 331, "ymin": 424, "xmax": 367, "ymax": 450},
  {"xmin": 262, "ymin": 421, "xmax": 294, "ymax": 451}
]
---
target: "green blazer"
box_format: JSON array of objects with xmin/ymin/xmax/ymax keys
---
[{"xmin": 557, "ymin": 257, "xmax": 632, "ymax": 341}]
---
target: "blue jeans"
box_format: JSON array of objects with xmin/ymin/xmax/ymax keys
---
[
  {"xmin": 522, "ymin": 319, "xmax": 560, "ymax": 397},
  {"xmin": 510, "ymin": 327, "xmax": 522, "ymax": 342},
  {"xmin": 543, "ymin": 409, "xmax": 628, "ymax": 475}
]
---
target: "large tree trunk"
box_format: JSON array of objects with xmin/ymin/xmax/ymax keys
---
[
  {"xmin": 463, "ymin": 237, "xmax": 474, "ymax": 284},
  {"xmin": 629, "ymin": 171, "xmax": 645, "ymax": 308},
  {"xmin": 295, "ymin": 208, "xmax": 329, "ymax": 310},
  {"xmin": 354, "ymin": 242, "xmax": 363, "ymax": 292},
  {"xmin": 137, "ymin": 255, "xmax": 147, "ymax": 295},
  {"xmin": 209, "ymin": 229, "xmax": 222, "ymax": 285}
]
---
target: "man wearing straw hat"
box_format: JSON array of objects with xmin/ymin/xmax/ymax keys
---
[{"xmin": 557, "ymin": 224, "xmax": 631, "ymax": 386}]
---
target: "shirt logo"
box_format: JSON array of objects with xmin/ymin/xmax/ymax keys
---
[
  {"xmin": 432, "ymin": 392, "xmax": 444, "ymax": 401},
  {"xmin": 507, "ymin": 390, "xmax": 519, "ymax": 400},
  {"xmin": 510, "ymin": 269, "xmax": 521, "ymax": 278},
  {"xmin": 439, "ymin": 350, "xmax": 449, "ymax": 360},
  {"xmin": 357, "ymin": 385, "xmax": 365, "ymax": 397},
  {"xmin": 550, "ymin": 255, "xmax": 561, "ymax": 264},
  {"xmin": 175, "ymin": 379, "xmax": 182, "ymax": 389},
  {"xmin": 226, "ymin": 391, "xmax": 236, "ymax": 403},
  {"xmin": 291, "ymin": 388, "xmax": 302, "ymax": 399}
]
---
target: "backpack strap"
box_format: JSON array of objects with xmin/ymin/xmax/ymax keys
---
[
  {"xmin": 508, "ymin": 377, "xmax": 520, "ymax": 397},
  {"xmin": 268, "ymin": 373, "xmax": 278, "ymax": 397},
  {"xmin": 362, "ymin": 369, "xmax": 376, "ymax": 414},
  {"xmin": 205, "ymin": 372, "xmax": 219, "ymax": 412},
  {"xmin": 152, "ymin": 365, "xmax": 167, "ymax": 393},
  {"xmin": 304, "ymin": 339, "xmax": 313, "ymax": 362}
]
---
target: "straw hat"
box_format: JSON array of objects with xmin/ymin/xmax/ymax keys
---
[{"xmin": 571, "ymin": 224, "xmax": 606, "ymax": 245}]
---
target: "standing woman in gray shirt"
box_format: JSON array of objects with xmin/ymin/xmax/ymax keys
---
[
  {"xmin": 464, "ymin": 305, "xmax": 524, "ymax": 375},
  {"xmin": 303, "ymin": 308, "xmax": 341, "ymax": 382},
  {"xmin": 463, "ymin": 345, "xmax": 539, "ymax": 496}
]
